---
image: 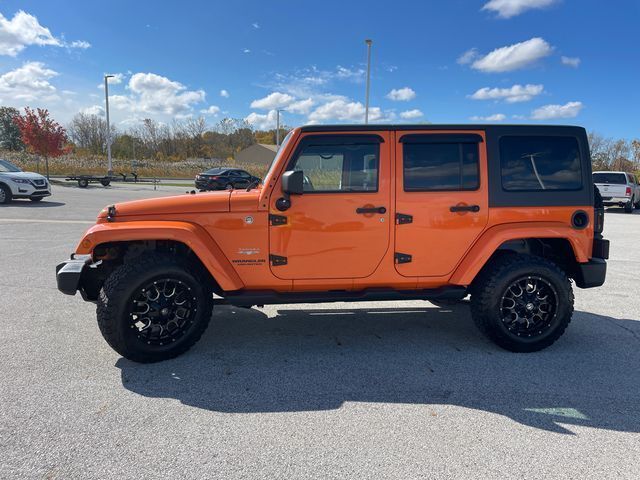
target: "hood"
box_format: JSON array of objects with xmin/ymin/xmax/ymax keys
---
[
  {"xmin": 0, "ymin": 171, "xmax": 46, "ymax": 180},
  {"xmin": 98, "ymin": 190, "xmax": 231, "ymax": 219}
]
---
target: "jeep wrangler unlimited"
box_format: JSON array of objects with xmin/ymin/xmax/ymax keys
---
[{"xmin": 57, "ymin": 125, "xmax": 609, "ymax": 362}]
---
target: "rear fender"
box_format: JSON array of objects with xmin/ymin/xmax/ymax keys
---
[
  {"xmin": 450, "ymin": 222, "xmax": 590, "ymax": 286},
  {"xmin": 75, "ymin": 221, "xmax": 244, "ymax": 291}
]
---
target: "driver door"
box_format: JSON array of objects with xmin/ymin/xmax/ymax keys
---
[{"xmin": 269, "ymin": 132, "xmax": 391, "ymax": 280}]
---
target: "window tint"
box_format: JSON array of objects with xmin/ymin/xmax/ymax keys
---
[
  {"xmin": 500, "ymin": 136, "xmax": 582, "ymax": 191},
  {"xmin": 403, "ymin": 142, "xmax": 479, "ymax": 191},
  {"xmin": 593, "ymin": 172, "xmax": 627, "ymax": 184},
  {"xmin": 238, "ymin": 170, "xmax": 251, "ymax": 177},
  {"xmin": 291, "ymin": 142, "xmax": 379, "ymax": 192}
]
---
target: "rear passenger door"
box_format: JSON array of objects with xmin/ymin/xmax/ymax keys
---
[{"xmin": 394, "ymin": 131, "xmax": 489, "ymax": 277}]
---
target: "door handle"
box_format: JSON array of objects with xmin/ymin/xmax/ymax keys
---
[
  {"xmin": 450, "ymin": 204, "xmax": 480, "ymax": 213},
  {"xmin": 356, "ymin": 206, "xmax": 387, "ymax": 214}
]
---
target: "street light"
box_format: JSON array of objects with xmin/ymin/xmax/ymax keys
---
[
  {"xmin": 276, "ymin": 109, "xmax": 284, "ymax": 148},
  {"xmin": 104, "ymin": 74, "xmax": 114, "ymax": 176},
  {"xmin": 364, "ymin": 39, "xmax": 373, "ymax": 124}
]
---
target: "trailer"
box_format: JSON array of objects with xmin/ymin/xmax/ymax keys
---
[{"xmin": 65, "ymin": 173, "xmax": 158, "ymax": 188}]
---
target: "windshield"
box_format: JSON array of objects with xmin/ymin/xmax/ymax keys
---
[
  {"xmin": 593, "ymin": 172, "xmax": 627, "ymax": 184},
  {"xmin": 0, "ymin": 159, "xmax": 21, "ymax": 173},
  {"xmin": 264, "ymin": 131, "xmax": 293, "ymax": 180}
]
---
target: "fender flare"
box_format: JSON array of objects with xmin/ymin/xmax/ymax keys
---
[
  {"xmin": 449, "ymin": 222, "xmax": 590, "ymax": 286},
  {"xmin": 75, "ymin": 220, "xmax": 244, "ymax": 291}
]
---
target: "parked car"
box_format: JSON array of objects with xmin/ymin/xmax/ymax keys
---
[
  {"xmin": 593, "ymin": 171, "xmax": 640, "ymax": 213},
  {"xmin": 0, "ymin": 159, "xmax": 52, "ymax": 204},
  {"xmin": 195, "ymin": 167, "xmax": 260, "ymax": 191},
  {"xmin": 57, "ymin": 124, "xmax": 608, "ymax": 362}
]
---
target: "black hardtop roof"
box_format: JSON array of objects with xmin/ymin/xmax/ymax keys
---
[{"xmin": 298, "ymin": 124, "xmax": 585, "ymax": 134}]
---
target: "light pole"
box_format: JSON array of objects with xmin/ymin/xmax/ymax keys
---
[
  {"xmin": 364, "ymin": 39, "xmax": 373, "ymax": 124},
  {"xmin": 276, "ymin": 109, "xmax": 284, "ymax": 148},
  {"xmin": 104, "ymin": 74, "xmax": 114, "ymax": 176}
]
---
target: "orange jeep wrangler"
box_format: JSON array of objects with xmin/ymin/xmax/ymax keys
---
[{"xmin": 57, "ymin": 125, "xmax": 609, "ymax": 362}]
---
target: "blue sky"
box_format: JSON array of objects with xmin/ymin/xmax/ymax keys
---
[{"xmin": 0, "ymin": 0, "xmax": 638, "ymax": 137}]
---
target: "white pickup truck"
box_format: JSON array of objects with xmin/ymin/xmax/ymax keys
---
[{"xmin": 593, "ymin": 171, "xmax": 640, "ymax": 213}]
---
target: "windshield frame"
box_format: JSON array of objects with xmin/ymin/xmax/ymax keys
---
[{"xmin": 0, "ymin": 159, "xmax": 21, "ymax": 173}]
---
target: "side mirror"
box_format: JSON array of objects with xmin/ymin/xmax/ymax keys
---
[{"xmin": 282, "ymin": 170, "xmax": 304, "ymax": 195}]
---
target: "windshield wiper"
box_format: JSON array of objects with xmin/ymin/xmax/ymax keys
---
[{"xmin": 246, "ymin": 179, "xmax": 261, "ymax": 191}]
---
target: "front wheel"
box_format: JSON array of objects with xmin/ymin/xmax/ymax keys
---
[
  {"xmin": 0, "ymin": 183, "xmax": 12, "ymax": 204},
  {"xmin": 470, "ymin": 254, "xmax": 573, "ymax": 352},
  {"xmin": 97, "ymin": 253, "xmax": 213, "ymax": 362}
]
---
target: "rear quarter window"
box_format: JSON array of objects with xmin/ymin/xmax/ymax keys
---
[{"xmin": 500, "ymin": 136, "xmax": 582, "ymax": 191}]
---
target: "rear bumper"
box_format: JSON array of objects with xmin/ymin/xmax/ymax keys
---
[
  {"xmin": 602, "ymin": 197, "xmax": 630, "ymax": 205},
  {"xmin": 56, "ymin": 255, "xmax": 91, "ymax": 296}
]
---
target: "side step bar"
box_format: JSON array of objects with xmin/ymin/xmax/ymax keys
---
[{"xmin": 218, "ymin": 286, "xmax": 467, "ymax": 307}]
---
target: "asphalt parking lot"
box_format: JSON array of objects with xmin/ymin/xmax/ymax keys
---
[{"xmin": 1, "ymin": 182, "xmax": 639, "ymax": 479}]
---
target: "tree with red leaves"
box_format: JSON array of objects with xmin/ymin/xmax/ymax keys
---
[{"xmin": 14, "ymin": 107, "xmax": 69, "ymax": 179}]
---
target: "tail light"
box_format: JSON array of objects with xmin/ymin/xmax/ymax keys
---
[
  {"xmin": 626, "ymin": 186, "xmax": 632, "ymax": 196},
  {"xmin": 594, "ymin": 207, "xmax": 604, "ymax": 235}
]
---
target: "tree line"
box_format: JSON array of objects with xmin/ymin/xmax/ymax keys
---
[{"xmin": 0, "ymin": 105, "xmax": 638, "ymax": 173}]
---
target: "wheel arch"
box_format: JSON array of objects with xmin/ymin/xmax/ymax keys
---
[
  {"xmin": 76, "ymin": 221, "xmax": 244, "ymax": 293},
  {"xmin": 450, "ymin": 222, "xmax": 589, "ymax": 286}
]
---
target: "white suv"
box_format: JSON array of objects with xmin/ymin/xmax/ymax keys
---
[{"xmin": 0, "ymin": 159, "xmax": 52, "ymax": 204}]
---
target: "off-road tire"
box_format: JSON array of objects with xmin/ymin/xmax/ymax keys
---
[
  {"xmin": 97, "ymin": 253, "xmax": 213, "ymax": 363},
  {"xmin": 470, "ymin": 254, "xmax": 573, "ymax": 352},
  {"xmin": 0, "ymin": 183, "xmax": 12, "ymax": 204},
  {"xmin": 625, "ymin": 198, "xmax": 634, "ymax": 213},
  {"xmin": 30, "ymin": 197, "xmax": 43, "ymax": 202}
]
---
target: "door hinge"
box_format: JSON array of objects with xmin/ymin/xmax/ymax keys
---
[
  {"xmin": 394, "ymin": 252, "xmax": 412, "ymax": 264},
  {"xmin": 269, "ymin": 254, "xmax": 288, "ymax": 266},
  {"xmin": 269, "ymin": 214, "xmax": 287, "ymax": 226},
  {"xmin": 396, "ymin": 213, "xmax": 413, "ymax": 225}
]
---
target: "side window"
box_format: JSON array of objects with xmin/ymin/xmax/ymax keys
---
[
  {"xmin": 403, "ymin": 140, "xmax": 480, "ymax": 191},
  {"xmin": 290, "ymin": 140, "xmax": 379, "ymax": 192},
  {"xmin": 226, "ymin": 171, "xmax": 238, "ymax": 177},
  {"xmin": 500, "ymin": 136, "xmax": 582, "ymax": 191}
]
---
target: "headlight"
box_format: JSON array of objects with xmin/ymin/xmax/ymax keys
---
[{"xmin": 11, "ymin": 178, "xmax": 30, "ymax": 184}]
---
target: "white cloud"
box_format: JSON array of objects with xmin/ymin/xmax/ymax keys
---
[
  {"xmin": 482, "ymin": 0, "xmax": 558, "ymax": 18},
  {"xmin": 286, "ymin": 98, "xmax": 314, "ymax": 115},
  {"xmin": 243, "ymin": 48, "xmax": 251, "ymax": 54},
  {"xmin": 250, "ymin": 91, "xmax": 295, "ymax": 109},
  {"xmin": 386, "ymin": 87, "xmax": 416, "ymax": 101},
  {"xmin": 531, "ymin": 101, "xmax": 583, "ymax": 120},
  {"xmin": 0, "ymin": 10, "xmax": 61, "ymax": 56},
  {"xmin": 0, "ymin": 61, "xmax": 59, "ymax": 103},
  {"xmin": 97, "ymin": 72, "xmax": 126, "ymax": 89},
  {"xmin": 200, "ymin": 105, "xmax": 220, "ymax": 115},
  {"xmin": 400, "ymin": 109, "xmax": 423, "ymax": 119},
  {"xmin": 471, "ymin": 38, "xmax": 553, "ymax": 73},
  {"xmin": 335, "ymin": 65, "xmax": 365, "ymax": 82},
  {"xmin": 457, "ymin": 48, "xmax": 479, "ymax": 65},
  {"xmin": 110, "ymin": 72, "xmax": 205, "ymax": 115},
  {"xmin": 245, "ymin": 110, "xmax": 278, "ymax": 130},
  {"xmin": 80, "ymin": 105, "xmax": 105, "ymax": 116},
  {"xmin": 220, "ymin": 89, "xmax": 229, "ymax": 98},
  {"xmin": 469, "ymin": 84, "xmax": 544, "ymax": 103},
  {"xmin": 69, "ymin": 40, "xmax": 91, "ymax": 49},
  {"xmin": 252, "ymin": 22, "xmax": 260, "ymax": 29},
  {"xmin": 308, "ymin": 97, "xmax": 382, "ymax": 123},
  {"xmin": 470, "ymin": 113, "xmax": 507, "ymax": 121},
  {"xmin": 561, "ymin": 56, "xmax": 581, "ymax": 68}
]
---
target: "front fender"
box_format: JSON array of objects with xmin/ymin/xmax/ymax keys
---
[
  {"xmin": 75, "ymin": 221, "xmax": 244, "ymax": 291},
  {"xmin": 449, "ymin": 222, "xmax": 590, "ymax": 286}
]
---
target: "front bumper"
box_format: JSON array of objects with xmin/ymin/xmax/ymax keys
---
[{"xmin": 56, "ymin": 255, "xmax": 92, "ymax": 296}]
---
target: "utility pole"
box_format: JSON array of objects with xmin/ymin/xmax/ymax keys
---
[
  {"xmin": 364, "ymin": 39, "xmax": 373, "ymax": 124},
  {"xmin": 276, "ymin": 109, "xmax": 284, "ymax": 148},
  {"xmin": 104, "ymin": 74, "xmax": 114, "ymax": 175}
]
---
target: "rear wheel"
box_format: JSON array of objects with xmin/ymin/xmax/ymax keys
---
[
  {"xmin": 97, "ymin": 253, "xmax": 213, "ymax": 363},
  {"xmin": 625, "ymin": 197, "xmax": 634, "ymax": 213},
  {"xmin": 78, "ymin": 178, "xmax": 89, "ymax": 188},
  {"xmin": 0, "ymin": 184, "xmax": 13, "ymax": 204},
  {"xmin": 100, "ymin": 178, "xmax": 111, "ymax": 187},
  {"xmin": 470, "ymin": 254, "xmax": 573, "ymax": 352}
]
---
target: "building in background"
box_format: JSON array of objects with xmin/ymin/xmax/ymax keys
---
[{"xmin": 234, "ymin": 144, "xmax": 277, "ymax": 167}]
